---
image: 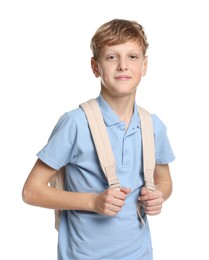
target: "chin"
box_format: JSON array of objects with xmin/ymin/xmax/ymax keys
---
[{"xmin": 112, "ymin": 91, "xmax": 136, "ymax": 98}]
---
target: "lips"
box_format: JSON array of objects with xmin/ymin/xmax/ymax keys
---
[{"xmin": 115, "ymin": 75, "xmax": 131, "ymax": 80}]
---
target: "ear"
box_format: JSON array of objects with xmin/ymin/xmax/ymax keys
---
[
  {"xmin": 91, "ymin": 57, "xmax": 100, "ymax": 78},
  {"xmin": 141, "ymin": 56, "xmax": 148, "ymax": 76}
]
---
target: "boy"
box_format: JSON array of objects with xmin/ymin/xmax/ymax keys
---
[{"xmin": 22, "ymin": 19, "xmax": 175, "ymax": 259}]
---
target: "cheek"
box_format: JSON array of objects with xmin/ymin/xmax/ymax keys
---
[
  {"xmin": 134, "ymin": 65, "xmax": 146, "ymax": 78},
  {"xmin": 99, "ymin": 66, "xmax": 112, "ymax": 80},
  {"xmin": 133, "ymin": 67, "xmax": 144, "ymax": 79}
]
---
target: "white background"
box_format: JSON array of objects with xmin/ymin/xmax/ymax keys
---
[{"xmin": 1, "ymin": 0, "xmax": 209, "ymax": 259}]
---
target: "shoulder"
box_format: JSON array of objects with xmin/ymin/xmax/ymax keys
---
[
  {"xmin": 56, "ymin": 107, "xmax": 86, "ymax": 127},
  {"xmin": 137, "ymin": 105, "xmax": 167, "ymax": 134},
  {"xmin": 50, "ymin": 107, "xmax": 87, "ymax": 139},
  {"xmin": 151, "ymin": 114, "xmax": 167, "ymax": 134}
]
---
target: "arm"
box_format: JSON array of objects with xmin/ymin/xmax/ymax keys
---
[
  {"xmin": 138, "ymin": 164, "xmax": 173, "ymax": 215},
  {"xmin": 154, "ymin": 164, "xmax": 173, "ymax": 201},
  {"xmin": 22, "ymin": 159, "xmax": 130, "ymax": 216}
]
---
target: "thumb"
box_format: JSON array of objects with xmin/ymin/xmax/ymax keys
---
[
  {"xmin": 140, "ymin": 186, "xmax": 149, "ymax": 196},
  {"xmin": 120, "ymin": 187, "xmax": 131, "ymax": 195}
]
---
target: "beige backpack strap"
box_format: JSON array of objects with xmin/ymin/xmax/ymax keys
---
[
  {"xmin": 80, "ymin": 99, "xmax": 120, "ymax": 191},
  {"xmin": 138, "ymin": 106, "xmax": 156, "ymax": 191},
  {"xmin": 50, "ymin": 98, "xmax": 121, "ymax": 231},
  {"xmin": 137, "ymin": 106, "xmax": 156, "ymax": 225}
]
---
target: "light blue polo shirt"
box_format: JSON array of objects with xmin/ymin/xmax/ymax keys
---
[{"xmin": 37, "ymin": 94, "xmax": 175, "ymax": 260}]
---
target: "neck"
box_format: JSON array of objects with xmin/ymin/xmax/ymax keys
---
[{"xmin": 101, "ymin": 91, "xmax": 136, "ymax": 128}]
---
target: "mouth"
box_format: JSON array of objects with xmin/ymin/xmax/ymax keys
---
[{"xmin": 115, "ymin": 75, "xmax": 131, "ymax": 80}]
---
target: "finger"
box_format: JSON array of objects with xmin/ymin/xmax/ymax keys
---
[
  {"xmin": 140, "ymin": 187, "xmax": 149, "ymax": 196},
  {"xmin": 106, "ymin": 189, "xmax": 125, "ymax": 201},
  {"xmin": 120, "ymin": 187, "xmax": 131, "ymax": 195},
  {"xmin": 144, "ymin": 209, "xmax": 162, "ymax": 216},
  {"xmin": 140, "ymin": 196, "xmax": 163, "ymax": 206},
  {"xmin": 138, "ymin": 190, "xmax": 150, "ymax": 202},
  {"xmin": 103, "ymin": 203, "xmax": 123, "ymax": 216},
  {"xmin": 141, "ymin": 200, "xmax": 162, "ymax": 210},
  {"xmin": 108, "ymin": 188, "xmax": 130, "ymax": 200},
  {"xmin": 103, "ymin": 208, "xmax": 120, "ymax": 216},
  {"xmin": 112, "ymin": 197, "xmax": 125, "ymax": 207},
  {"xmin": 143, "ymin": 204, "xmax": 162, "ymax": 215},
  {"xmin": 139, "ymin": 189, "xmax": 162, "ymax": 201},
  {"xmin": 110, "ymin": 204, "xmax": 123, "ymax": 213}
]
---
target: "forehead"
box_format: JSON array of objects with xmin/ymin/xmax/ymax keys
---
[{"xmin": 101, "ymin": 41, "xmax": 143, "ymax": 54}]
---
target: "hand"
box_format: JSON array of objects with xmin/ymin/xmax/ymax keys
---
[
  {"xmin": 138, "ymin": 187, "xmax": 164, "ymax": 216},
  {"xmin": 93, "ymin": 187, "xmax": 131, "ymax": 216}
]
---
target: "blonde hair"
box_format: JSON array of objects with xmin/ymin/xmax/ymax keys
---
[{"xmin": 90, "ymin": 19, "xmax": 149, "ymax": 60}]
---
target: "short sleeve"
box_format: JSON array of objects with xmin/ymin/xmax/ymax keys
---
[
  {"xmin": 36, "ymin": 112, "xmax": 78, "ymax": 170},
  {"xmin": 152, "ymin": 114, "xmax": 175, "ymax": 164}
]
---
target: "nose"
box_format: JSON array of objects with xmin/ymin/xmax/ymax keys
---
[{"xmin": 117, "ymin": 58, "xmax": 128, "ymax": 71}]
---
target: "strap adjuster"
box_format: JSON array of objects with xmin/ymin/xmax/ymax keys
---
[{"xmin": 108, "ymin": 177, "xmax": 120, "ymax": 191}]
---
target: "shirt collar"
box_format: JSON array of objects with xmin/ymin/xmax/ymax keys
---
[{"xmin": 96, "ymin": 94, "xmax": 140, "ymax": 128}]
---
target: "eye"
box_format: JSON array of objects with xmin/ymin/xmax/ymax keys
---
[
  {"xmin": 129, "ymin": 54, "xmax": 139, "ymax": 60},
  {"xmin": 106, "ymin": 54, "xmax": 118, "ymax": 61}
]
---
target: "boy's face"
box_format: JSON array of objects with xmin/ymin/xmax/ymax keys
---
[{"xmin": 91, "ymin": 41, "xmax": 147, "ymax": 98}]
